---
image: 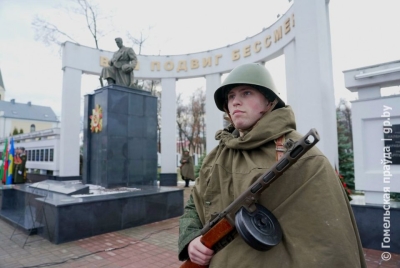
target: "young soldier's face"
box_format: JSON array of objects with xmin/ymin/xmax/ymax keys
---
[{"xmin": 227, "ymin": 85, "xmax": 270, "ymax": 132}]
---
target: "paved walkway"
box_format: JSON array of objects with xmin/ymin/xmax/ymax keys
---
[{"xmin": 0, "ymin": 185, "xmax": 399, "ymax": 268}]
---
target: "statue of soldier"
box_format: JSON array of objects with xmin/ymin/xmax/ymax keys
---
[{"xmin": 100, "ymin": 37, "xmax": 137, "ymax": 88}]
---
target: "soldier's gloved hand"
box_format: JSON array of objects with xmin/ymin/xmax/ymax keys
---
[{"xmin": 188, "ymin": 236, "xmax": 214, "ymax": 266}]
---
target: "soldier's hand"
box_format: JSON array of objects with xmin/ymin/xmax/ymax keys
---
[{"xmin": 188, "ymin": 236, "xmax": 214, "ymax": 266}]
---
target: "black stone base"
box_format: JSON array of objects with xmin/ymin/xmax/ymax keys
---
[
  {"xmin": 160, "ymin": 173, "xmax": 177, "ymax": 186},
  {"xmin": 0, "ymin": 183, "xmax": 183, "ymax": 244},
  {"xmin": 0, "ymin": 186, "xmax": 45, "ymax": 235},
  {"xmin": 27, "ymin": 174, "xmax": 82, "ymax": 183},
  {"xmin": 351, "ymin": 204, "xmax": 399, "ymax": 254}
]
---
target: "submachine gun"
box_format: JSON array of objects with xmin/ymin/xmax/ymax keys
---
[{"xmin": 180, "ymin": 128, "xmax": 320, "ymax": 268}]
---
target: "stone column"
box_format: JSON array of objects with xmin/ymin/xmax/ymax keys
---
[
  {"xmin": 287, "ymin": 0, "xmax": 338, "ymax": 166},
  {"xmin": 205, "ymin": 73, "xmax": 223, "ymax": 154},
  {"xmin": 59, "ymin": 67, "xmax": 82, "ymax": 177},
  {"xmin": 160, "ymin": 78, "xmax": 177, "ymax": 186}
]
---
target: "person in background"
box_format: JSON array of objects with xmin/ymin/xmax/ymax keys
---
[
  {"xmin": 13, "ymin": 147, "xmax": 27, "ymax": 184},
  {"xmin": 180, "ymin": 149, "xmax": 195, "ymax": 188},
  {"xmin": 178, "ymin": 63, "xmax": 366, "ymax": 267}
]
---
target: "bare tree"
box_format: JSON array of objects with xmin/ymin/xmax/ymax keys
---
[
  {"xmin": 176, "ymin": 88, "xmax": 206, "ymax": 154},
  {"xmin": 135, "ymin": 79, "xmax": 161, "ymax": 96},
  {"xmin": 126, "ymin": 28, "xmax": 161, "ymax": 95},
  {"xmin": 126, "ymin": 27, "xmax": 153, "ymax": 55},
  {"xmin": 32, "ymin": 16, "xmax": 79, "ymax": 47},
  {"xmin": 73, "ymin": 0, "xmax": 102, "ymax": 49},
  {"xmin": 153, "ymin": 89, "xmax": 162, "ymax": 153},
  {"xmin": 337, "ymin": 98, "xmax": 352, "ymax": 145},
  {"xmin": 176, "ymin": 93, "xmax": 189, "ymax": 153},
  {"xmin": 32, "ymin": 0, "xmax": 106, "ymax": 49},
  {"xmin": 189, "ymin": 88, "xmax": 206, "ymax": 154}
]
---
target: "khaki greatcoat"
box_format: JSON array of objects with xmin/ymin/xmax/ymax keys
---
[
  {"xmin": 178, "ymin": 106, "xmax": 366, "ymax": 268},
  {"xmin": 180, "ymin": 154, "xmax": 195, "ymax": 181}
]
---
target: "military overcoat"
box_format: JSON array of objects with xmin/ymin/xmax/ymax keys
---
[
  {"xmin": 180, "ymin": 154, "xmax": 195, "ymax": 181},
  {"xmin": 179, "ymin": 106, "xmax": 366, "ymax": 268}
]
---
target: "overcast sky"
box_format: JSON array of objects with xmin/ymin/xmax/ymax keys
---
[{"xmin": 0, "ymin": 0, "xmax": 400, "ymax": 118}]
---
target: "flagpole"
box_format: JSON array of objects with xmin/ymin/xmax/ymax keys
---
[{"xmin": 1, "ymin": 138, "xmax": 8, "ymax": 184}]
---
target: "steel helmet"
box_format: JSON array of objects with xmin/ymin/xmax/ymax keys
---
[{"xmin": 214, "ymin": 63, "xmax": 285, "ymax": 112}]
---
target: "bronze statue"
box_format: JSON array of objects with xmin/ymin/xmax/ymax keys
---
[{"xmin": 100, "ymin": 37, "xmax": 137, "ymax": 88}]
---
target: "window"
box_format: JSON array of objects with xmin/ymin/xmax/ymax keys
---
[
  {"xmin": 45, "ymin": 149, "xmax": 49, "ymax": 161},
  {"xmin": 50, "ymin": 149, "xmax": 54, "ymax": 162},
  {"xmin": 30, "ymin": 124, "xmax": 36, "ymax": 132}
]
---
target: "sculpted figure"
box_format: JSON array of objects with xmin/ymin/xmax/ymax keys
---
[{"xmin": 100, "ymin": 37, "xmax": 137, "ymax": 88}]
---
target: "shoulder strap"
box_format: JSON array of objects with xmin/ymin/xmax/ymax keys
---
[{"xmin": 274, "ymin": 135, "xmax": 286, "ymax": 161}]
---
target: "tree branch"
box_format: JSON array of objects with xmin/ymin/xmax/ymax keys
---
[{"xmin": 32, "ymin": 15, "xmax": 79, "ymax": 46}]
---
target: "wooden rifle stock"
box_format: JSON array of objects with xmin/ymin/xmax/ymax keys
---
[
  {"xmin": 180, "ymin": 218, "xmax": 234, "ymax": 268},
  {"xmin": 180, "ymin": 129, "xmax": 320, "ymax": 268}
]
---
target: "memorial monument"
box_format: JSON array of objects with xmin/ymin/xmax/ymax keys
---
[
  {"xmin": 100, "ymin": 37, "xmax": 137, "ymax": 88},
  {"xmin": 82, "ymin": 84, "xmax": 159, "ymax": 188},
  {"xmin": 0, "ymin": 37, "xmax": 183, "ymax": 245}
]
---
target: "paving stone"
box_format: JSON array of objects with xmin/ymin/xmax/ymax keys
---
[{"xmin": 0, "ymin": 186, "xmax": 399, "ymax": 267}]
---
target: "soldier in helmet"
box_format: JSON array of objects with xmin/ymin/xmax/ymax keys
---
[
  {"xmin": 178, "ymin": 63, "xmax": 366, "ymax": 267},
  {"xmin": 180, "ymin": 149, "xmax": 195, "ymax": 188}
]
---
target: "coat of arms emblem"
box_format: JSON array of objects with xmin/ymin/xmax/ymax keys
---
[{"xmin": 90, "ymin": 104, "xmax": 103, "ymax": 133}]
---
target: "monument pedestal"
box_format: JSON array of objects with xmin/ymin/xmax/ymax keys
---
[
  {"xmin": 351, "ymin": 200, "xmax": 400, "ymax": 254},
  {"xmin": 160, "ymin": 173, "xmax": 178, "ymax": 186},
  {"xmin": 0, "ymin": 85, "xmax": 184, "ymax": 244},
  {"xmin": 83, "ymin": 85, "xmax": 158, "ymax": 188},
  {"xmin": 0, "ymin": 183, "xmax": 183, "ymax": 244}
]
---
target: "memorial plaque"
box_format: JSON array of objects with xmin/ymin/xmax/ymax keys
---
[{"xmin": 384, "ymin": 124, "xmax": 400, "ymax": 165}]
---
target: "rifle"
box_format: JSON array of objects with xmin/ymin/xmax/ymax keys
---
[{"xmin": 180, "ymin": 128, "xmax": 320, "ymax": 268}]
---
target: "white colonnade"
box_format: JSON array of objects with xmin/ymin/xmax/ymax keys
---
[{"xmin": 60, "ymin": 0, "xmax": 338, "ymax": 184}]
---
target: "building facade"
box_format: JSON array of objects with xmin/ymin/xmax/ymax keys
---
[{"xmin": 0, "ymin": 99, "xmax": 59, "ymax": 139}]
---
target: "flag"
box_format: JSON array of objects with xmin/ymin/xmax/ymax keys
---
[
  {"xmin": 0, "ymin": 138, "xmax": 8, "ymax": 184},
  {"xmin": 6, "ymin": 138, "xmax": 15, "ymax": 185}
]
